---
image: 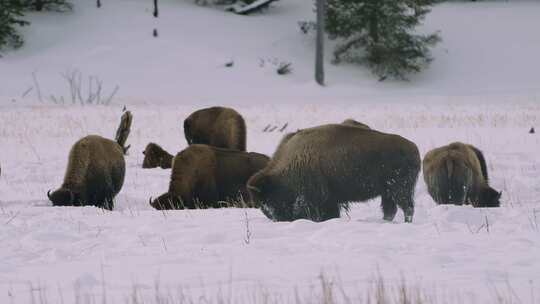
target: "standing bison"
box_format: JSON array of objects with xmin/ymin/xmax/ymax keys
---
[
  {"xmin": 183, "ymin": 106, "xmax": 246, "ymax": 151},
  {"xmin": 247, "ymin": 124, "xmax": 421, "ymax": 222},
  {"xmin": 423, "ymin": 142, "xmax": 501, "ymax": 207},
  {"xmin": 150, "ymin": 144, "xmax": 269, "ymax": 210},
  {"xmin": 47, "ymin": 111, "xmax": 133, "ymax": 210}
]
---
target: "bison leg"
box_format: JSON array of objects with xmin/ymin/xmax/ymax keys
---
[
  {"xmin": 297, "ymin": 197, "xmax": 340, "ymax": 222},
  {"xmin": 382, "ymin": 181, "xmax": 415, "ymax": 223},
  {"xmin": 102, "ymin": 197, "xmax": 114, "ymax": 211},
  {"xmin": 313, "ymin": 199, "xmax": 340, "ymax": 221},
  {"xmin": 381, "ymin": 192, "xmax": 398, "ymax": 222},
  {"xmin": 150, "ymin": 193, "xmax": 184, "ymax": 210}
]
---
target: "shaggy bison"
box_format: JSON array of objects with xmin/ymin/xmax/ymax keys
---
[
  {"xmin": 47, "ymin": 111, "xmax": 133, "ymax": 210},
  {"xmin": 423, "ymin": 142, "xmax": 501, "ymax": 207},
  {"xmin": 142, "ymin": 143, "xmax": 174, "ymax": 169},
  {"xmin": 183, "ymin": 106, "xmax": 246, "ymax": 151},
  {"xmin": 150, "ymin": 144, "xmax": 269, "ymax": 210},
  {"xmin": 247, "ymin": 124, "xmax": 421, "ymax": 222}
]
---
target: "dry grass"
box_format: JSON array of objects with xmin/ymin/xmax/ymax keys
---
[{"xmin": 12, "ymin": 271, "xmax": 518, "ymax": 304}]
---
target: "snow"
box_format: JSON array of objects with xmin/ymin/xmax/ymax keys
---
[{"xmin": 1, "ymin": 0, "xmax": 540, "ymax": 303}]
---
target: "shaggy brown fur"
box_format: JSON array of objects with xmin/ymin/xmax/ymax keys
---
[
  {"xmin": 341, "ymin": 119, "xmax": 371, "ymax": 129},
  {"xmin": 150, "ymin": 144, "xmax": 269, "ymax": 210},
  {"xmin": 423, "ymin": 142, "xmax": 500, "ymax": 207},
  {"xmin": 142, "ymin": 143, "xmax": 174, "ymax": 169},
  {"xmin": 247, "ymin": 124, "xmax": 421, "ymax": 223},
  {"xmin": 47, "ymin": 111, "xmax": 132, "ymax": 210},
  {"xmin": 183, "ymin": 107, "xmax": 246, "ymax": 151}
]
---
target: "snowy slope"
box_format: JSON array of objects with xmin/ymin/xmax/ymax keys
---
[
  {"xmin": 1, "ymin": 0, "xmax": 540, "ymax": 104},
  {"xmin": 1, "ymin": 0, "xmax": 540, "ymax": 303}
]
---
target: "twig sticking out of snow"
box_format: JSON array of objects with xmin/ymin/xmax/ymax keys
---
[{"xmin": 55, "ymin": 69, "xmax": 119, "ymax": 105}]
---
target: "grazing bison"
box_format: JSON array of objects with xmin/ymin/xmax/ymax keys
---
[
  {"xmin": 142, "ymin": 143, "xmax": 174, "ymax": 169},
  {"xmin": 183, "ymin": 106, "xmax": 246, "ymax": 151},
  {"xmin": 150, "ymin": 144, "xmax": 269, "ymax": 210},
  {"xmin": 341, "ymin": 119, "xmax": 371, "ymax": 129},
  {"xmin": 423, "ymin": 142, "xmax": 501, "ymax": 207},
  {"xmin": 247, "ymin": 124, "xmax": 421, "ymax": 223},
  {"xmin": 47, "ymin": 111, "xmax": 133, "ymax": 210}
]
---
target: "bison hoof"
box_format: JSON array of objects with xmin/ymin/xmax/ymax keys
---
[
  {"xmin": 404, "ymin": 214, "xmax": 413, "ymax": 223},
  {"xmin": 383, "ymin": 215, "xmax": 394, "ymax": 222}
]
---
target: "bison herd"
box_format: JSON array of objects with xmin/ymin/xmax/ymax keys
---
[{"xmin": 41, "ymin": 106, "xmax": 500, "ymax": 223}]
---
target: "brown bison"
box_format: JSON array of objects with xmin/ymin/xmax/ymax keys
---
[
  {"xmin": 183, "ymin": 106, "xmax": 246, "ymax": 151},
  {"xmin": 142, "ymin": 143, "xmax": 174, "ymax": 169},
  {"xmin": 47, "ymin": 111, "xmax": 133, "ymax": 210},
  {"xmin": 423, "ymin": 142, "xmax": 501, "ymax": 207},
  {"xmin": 247, "ymin": 124, "xmax": 421, "ymax": 223},
  {"xmin": 150, "ymin": 144, "xmax": 269, "ymax": 210}
]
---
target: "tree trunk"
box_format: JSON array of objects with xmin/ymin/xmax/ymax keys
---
[
  {"xmin": 315, "ymin": 0, "xmax": 325, "ymax": 86},
  {"xmin": 153, "ymin": 0, "xmax": 159, "ymax": 18},
  {"xmin": 34, "ymin": 0, "xmax": 44, "ymax": 11}
]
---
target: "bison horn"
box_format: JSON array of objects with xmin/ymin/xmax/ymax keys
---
[
  {"xmin": 247, "ymin": 185, "xmax": 261, "ymax": 193},
  {"xmin": 47, "ymin": 190, "xmax": 52, "ymax": 200},
  {"xmin": 149, "ymin": 197, "xmax": 153, "ymax": 205}
]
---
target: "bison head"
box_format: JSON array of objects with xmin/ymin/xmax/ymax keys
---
[
  {"xmin": 142, "ymin": 143, "xmax": 169, "ymax": 169},
  {"xmin": 47, "ymin": 188, "xmax": 76, "ymax": 206},
  {"xmin": 477, "ymin": 187, "xmax": 502, "ymax": 208},
  {"xmin": 247, "ymin": 172, "xmax": 297, "ymax": 221}
]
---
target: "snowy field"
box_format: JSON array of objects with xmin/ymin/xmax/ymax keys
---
[{"xmin": 1, "ymin": 0, "xmax": 540, "ymax": 303}]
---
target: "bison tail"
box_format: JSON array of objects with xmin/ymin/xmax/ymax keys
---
[
  {"xmin": 115, "ymin": 109, "xmax": 133, "ymax": 155},
  {"xmin": 445, "ymin": 158, "xmax": 472, "ymax": 205},
  {"xmin": 428, "ymin": 158, "xmax": 471, "ymax": 205}
]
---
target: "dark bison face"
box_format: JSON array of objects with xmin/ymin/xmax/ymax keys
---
[
  {"xmin": 142, "ymin": 143, "xmax": 164, "ymax": 169},
  {"xmin": 477, "ymin": 187, "xmax": 502, "ymax": 208},
  {"xmin": 247, "ymin": 173, "xmax": 296, "ymax": 221},
  {"xmin": 48, "ymin": 188, "xmax": 75, "ymax": 206}
]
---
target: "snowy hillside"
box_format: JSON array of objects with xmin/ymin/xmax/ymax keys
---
[{"xmin": 1, "ymin": 0, "xmax": 540, "ymax": 303}]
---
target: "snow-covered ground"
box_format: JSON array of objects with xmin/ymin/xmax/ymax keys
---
[{"xmin": 1, "ymin": 0, "xmax": 540, "ymax": 303}]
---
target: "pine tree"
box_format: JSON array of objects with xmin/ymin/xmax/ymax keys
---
[
  {"xmin": 0, "ymin": 0, "xmax": 30, "ymax": 52},
  {"xmin": 326, "ymin": 0, "xmax": 441, "ymax": 80},
  {"xmin": 22, "ymin": 0, "xmax": 72, "ymax": 12}
]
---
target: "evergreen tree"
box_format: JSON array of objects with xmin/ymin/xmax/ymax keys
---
[
  {"xmin": 0, "ymin": 0, "xmax": 30, "ymax": 52},
  {"xmin": 326, "ymin": 0, "xmax": 441, "ymax": 80},
  {"xmin": 22, "ymin": 0, "xmax": 72, "ymax": 12}
]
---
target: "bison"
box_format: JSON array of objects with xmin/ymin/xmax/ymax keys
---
[
  {"xmin": 423, "ymin": 142, "xmax": 501, "ymax": 207},
  {"xmin": 142, "ymin": 143, "xmax": 174, "ymax": 169},
  {"xmin": 150, "ymin": 144, "xmax": 269, "ymax": 210},
  {"xmin": 47, "ymin": 111, "xmax": 133, "ymax": 210},
  {"xmin": 183, "ymin": 106, "xmax": 246, "ymax": 151},
  {"xmin": 247, "ymin": 123, "xmax": 421, "ymax": 223}
]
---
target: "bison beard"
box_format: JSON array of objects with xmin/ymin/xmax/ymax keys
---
[{"xmin": 248, "ymin": 124, "xmax": 421, "ymax": 223}]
